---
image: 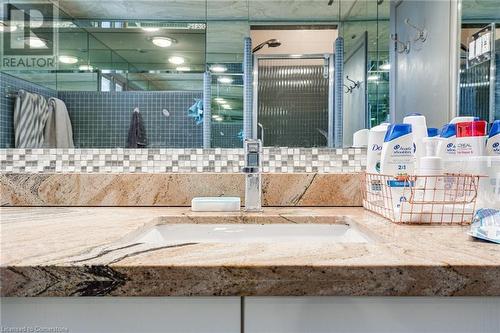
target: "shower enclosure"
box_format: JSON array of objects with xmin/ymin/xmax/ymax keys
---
[{"xmin": 252, "ymin": 54, "xmax": 334, "ymax": 147}]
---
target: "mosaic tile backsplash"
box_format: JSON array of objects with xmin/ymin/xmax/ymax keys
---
[
  {"xmin": 0, "ymin": 148, "xmax": 366, "ymax": 173},
  {"xmin": 0, "ymin": 73, "xmax": 58, "ymax": 148},
  {"xmin": 58, "ymin": 91, "xmax": 203, "ymax": 148}
]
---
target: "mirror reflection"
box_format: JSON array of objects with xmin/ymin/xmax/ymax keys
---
[{"xmin": 0, "ymin": 0, "xmax": 498, "ymax": 150}]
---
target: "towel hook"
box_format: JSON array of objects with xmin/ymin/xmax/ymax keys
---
[
  {"xmin": 345, "ymin": 75, "xmax": 361, "ymax": 89},
  {"xmin": 343, "ymin": 84, "xmax": 352, "ymax": 94},
  {"xmin": 391, "ymin": 34, "xmax": 410, "ymax": 54},
  {"xmin": 404, "ymin": 18, "xmax": 427, "ymax": 42}
]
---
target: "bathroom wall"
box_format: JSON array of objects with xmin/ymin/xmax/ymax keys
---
[
  {"xmin": 390, "ymin": 0, "xmax": 459, "ymax": 127},
  {"xmin": 0, "ymin": 73, "xmax": 58, "ymax": 148},
  {"xmin": 343, "ymin": 32, "xmax": 367, "ymax": 146},
  {"xmin": 58, "ymin": 91, "xmax": 203, "ymax": 148}
]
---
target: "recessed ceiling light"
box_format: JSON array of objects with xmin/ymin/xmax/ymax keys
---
[
  {"xmin": 59, "ymin": 55, "xmax": 78, "ymax": 64},
  {"xmin": 210, "ymin": 65, "xmax": 227, "ymax": 73},
  {"xmin": 0, "ymin": 22, "xmax": 17, "ymax": 32},
  {"xmin": 78, "ymin": 65, "xmax": 94, "ymax": 71},
  {"xmin": 22, "ymin": 37, "xmax": 47, "ymax": 48},
  {"xmin": 142, "ymin": 27, "xmax": 160, "ymax": 32},
  {"xmin": 379, "ymin": 63, "xmax": 390, "ymax": 70},
  {"xmin": 176, "ymin": 66, "xmax": 190, "ymax": 71},
  {"xmin": 168, "ymin": 56, "xmax": 184, "ymax": 65},
  {"xmin": 367, "ymin": 75, "xmax": 380, "ymax": 81},
  {"xmin": 151, "ymin": 37, "xmax": 175, "ymax": 48},
  {"xmin": 218, "ymin": 77, "xmax": 233, "ymax": 84}
]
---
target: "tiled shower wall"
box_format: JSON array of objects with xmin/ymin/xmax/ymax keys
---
[
  {"xmin": 1, "ymin": 73, "xmax": 205, "ymax": 149},
  {"xmin": 211, "ymin": 122, "xmax": 242, "ymax": 148},
  {"xmin": 0, "ymin": 73, "xmax": 57, "ymax": 148},
  {"xmin": 58, "ymin": 91, "xmax": 203, "ymax": 148}
]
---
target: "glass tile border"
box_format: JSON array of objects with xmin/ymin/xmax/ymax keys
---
[{"xmin": 0, "ymin": 148, "xmax": 367, "ymax": 173}]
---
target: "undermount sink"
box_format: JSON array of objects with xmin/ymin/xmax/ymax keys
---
[{"xmin": 134, "ymin": 223, "xmax": 371, "ymax": 244}]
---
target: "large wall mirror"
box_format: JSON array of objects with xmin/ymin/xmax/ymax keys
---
[
  {"xmin": 459, "ymin": 0, "xmax": 500, "ymax": 122},
  {"xmin": 3, "ymin": 0, "xmax": 496, "ymax": 150}
]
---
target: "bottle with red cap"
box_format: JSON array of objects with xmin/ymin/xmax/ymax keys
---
[{"xmin": 455, "ymin": 120, "xmax": 487, "ymax": 157}]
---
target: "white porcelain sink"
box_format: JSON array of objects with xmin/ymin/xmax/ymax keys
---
[{"xmin": 135, "ymin": 223, "xmax": 371, "ymax": 244}]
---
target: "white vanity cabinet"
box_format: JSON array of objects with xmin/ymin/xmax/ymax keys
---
[
  {"xmin": 244, "ymin": 297, "xmax": 500, "ymax": 333},
  {"xmin": 2, "ymin": 297, "xmax": 500, "ymax": 333},
  {"xmin": 1, "ymin": 297, "xmax": 240, "ymax": 333}
]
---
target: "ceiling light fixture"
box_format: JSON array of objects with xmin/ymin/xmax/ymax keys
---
[
  {"xmin": 176, "ymin": 66, "xmax": 190, "ymax": 71},
  {"xmin": 367, "ymin": 74, "xmax": 380, "ymax": 81},
  {"xmin": 380, "ymin": 63, "xmax": 390, "ymax": 70},
  {"xmin": 210, "ymin": 65, "xmax": 227, "ymax": 73},
  {"xmin": 151, "ymin": 36, "xmax": 175, "ymax": 48},
  {"xmin": 58, "ymin": 55, "xmax": 78, "ymax": 64},
  {"xmin": 142, "ymin": 27, "xmax": 160, "ymax": 32},
  {"xmin": 218, "ymin": 77, "xmax": 233, "ymax": 84},
  {"xmin": 214, "ymin": 97, "xmax": 225, "ymax": 103},
  {"xmin": 168, "ymin": 56, "xmax": 185, "ymax": 65},
  {"xmin": 22, "ymin": 36, "xmax": 47, "ymax": 48},
  {"xmin": 78, "ymin": 65, "xmax": 94, "ymax": 71},
  {"xmin": 221, "ymin": 104, "xmax": 231, "ymax": 109}
]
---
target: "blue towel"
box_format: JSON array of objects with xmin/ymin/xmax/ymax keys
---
[{"xmin": 188, "ymin": 99, "xmax": 203, "ymax": 125}]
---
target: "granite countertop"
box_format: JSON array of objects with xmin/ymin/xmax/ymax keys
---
[{"xmin": 1, "ymin": 207, "xmax": 499, "ymax": 297}]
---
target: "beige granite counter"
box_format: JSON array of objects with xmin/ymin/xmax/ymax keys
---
[
  {"xmin": 1, "ymin": 207, "xmax": 499, "ymax": 296},
  {"xmin": 0, "ymin": 173, "xmax": 361, "ymax": 207}
]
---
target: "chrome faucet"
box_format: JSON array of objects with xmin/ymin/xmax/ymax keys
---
[{"xmin": 242, "ymin": 139, "xmax": 262, "ymax": 212}]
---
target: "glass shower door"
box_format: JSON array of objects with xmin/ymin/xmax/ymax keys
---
[{"xmin": 254, "ymin": 55, "xmax": 333, "ymax": 147}]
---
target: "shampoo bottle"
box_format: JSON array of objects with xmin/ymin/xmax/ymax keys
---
[
  {"xmin": 380, "ymin": 124, "xmax": 415, "ymax": 217},
  {"xmin": 380, "ymin": 123, "xmax": 415, "ymax": 176},
  {"xmin": 366, "ymin": 123, "xmax": 390, "ymax": 173},
  {"xmin": 439, "ymin": 123, "xmax": 456, "ymax": 158},
  {"xmin": 486, "ymin": 120, "xmax": 500, "ymax": 155},
  {"xmin": 455, "ymin": 120, "xmax": 487, "ymax": 157},
  {"xmin": 403, "ymin": 113, "xmax": 427, "ymax": 169}
]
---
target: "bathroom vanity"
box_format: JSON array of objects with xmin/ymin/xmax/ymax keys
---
[{"xmin": 1, "ymin": 206, "xmax": 499, "ymax": 332}]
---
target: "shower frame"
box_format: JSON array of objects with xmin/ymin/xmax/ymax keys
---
[{"xmin": 252, "ymin": 53, "xmax": 335, "ymax": 147}]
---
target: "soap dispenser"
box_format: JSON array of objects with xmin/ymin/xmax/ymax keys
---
[{"xmin": 417, "ymin": 137, "xmax": 445, "ymax": 203}]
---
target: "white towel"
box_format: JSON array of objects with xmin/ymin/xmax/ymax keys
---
[
  {"xmin": 13, "ymin": 90, "xmax": 50, "ymax": 148},
  {"xmin": 43, "ymin": 97, "xmax": 74, "ymax": 148}
]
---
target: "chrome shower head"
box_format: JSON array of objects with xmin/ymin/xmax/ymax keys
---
[
  {"xmin": 266, "ymin": 38, "xmax": 281, "ymax": 48},
  {"xmin": 252, "ymin": 38, "xmax": 282, "ymax": 53}
]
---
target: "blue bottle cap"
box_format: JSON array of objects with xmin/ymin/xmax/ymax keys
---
[
  {"xmin": 427, "ymin": 128, "xmax": 439, "ymax": 137},
  {"xmin": 489, "ymin": 120, "xmax": 500, "ymax": 138},
  {"xmin": 384, "ymin": 123, "xmax": 412, "ymax": 142},
  {"xmin": 440, "ymin": 123, "xmax": 456, "ymax": 138}
]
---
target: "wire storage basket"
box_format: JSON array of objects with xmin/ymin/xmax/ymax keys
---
[{"xmin": 362, "ymin": 173, "xmax": 482, "ymax": 224}]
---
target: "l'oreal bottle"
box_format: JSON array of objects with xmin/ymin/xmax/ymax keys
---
[{"xmin": 455, "ymin": 120, "xmax": 487, "ymax": 157}]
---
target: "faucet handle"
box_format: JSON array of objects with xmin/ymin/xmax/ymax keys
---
[
  {"xmin": 242, "ymin": 166, "xmax": 259, "ymax": 173},
  {"xmin": 243, "ymin": 139, "xmax": 262, "ymax": 170}
]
